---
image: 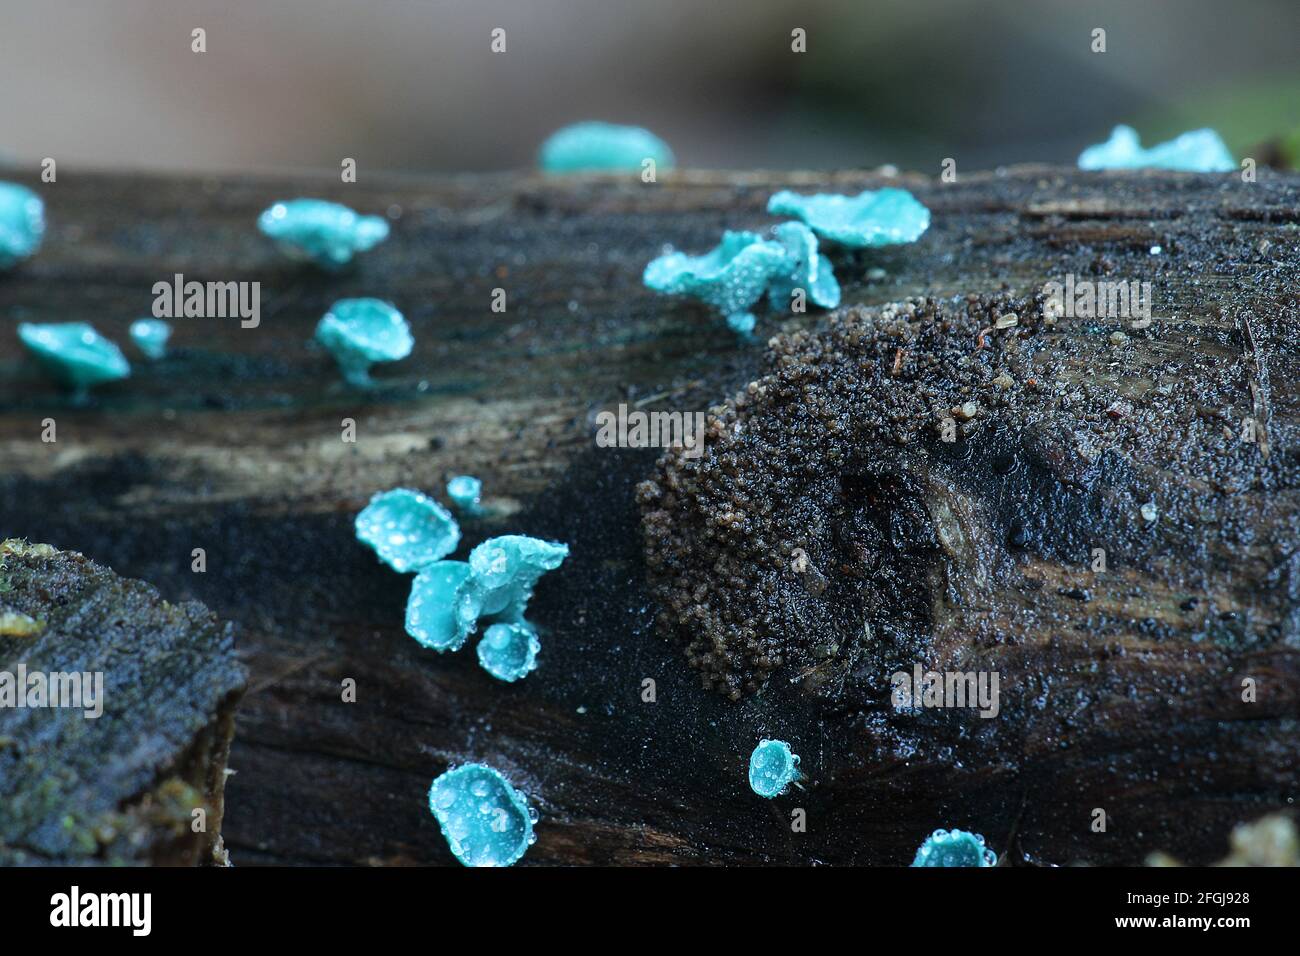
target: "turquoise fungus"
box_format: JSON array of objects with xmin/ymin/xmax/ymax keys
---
[
  {"xmin": 748, "ymin": 738, "xmax": 800, "ymax": 798},
  {"xmin": 767, "ymin": 221, "xmax": 841, "ymax": 311},
  {"xmin": 644, "ymin": 224, "xmax": 844, "ymax": 334},
  {"xmin": 643, "ymin": 230, "xmax": 792, "ymax": 334},
  {"xmin": 0, "ymin": 182, "xmax": 44, "ymax": 269},
  {"xmin": 405, "ymin": 560, "xmax": 474, "ymax": 651},
  {"xmin": 476, "ymin": 622, "xmax": 541, "ymax": 682},
  {"xmin": 355, "ymin": 488, "xmax": 460, "ymax": 573},
  {"xmin": 446, "ymin": 475, "xmax": 484, "ymax": 515},
  {"xmin": 1078, "ymin": 125, "xmax": 1235, "ymax": 173},
  {"xmin": 911, "ymin": 828, "xmax": 997, "ymax": 867},
  {"xmin": 539, "ymin": 121, "xmax": 675, "ymax": 174},
  {"xmin": 405, "ymin": 534, "xmax": 568, "ymax": 654},
  {"xmin": 129, "ymin": 318, "xmax": 172, "ymax": 360},
  {"xmin": 428, "ymin": 763, "xmax": 538, "ymax": 867},
  {"xmin": 315, "ymin": 297, "xmax": 413, "ymax": 386},
  {"xmin": 766, "ymin": 188, "xmax": 930, "ymax": 247},
  {"xmin": 257, "ymin": 198, "xmax": 389, "ymax": 268},
  {"xmin": 17, "ymin": 322, "xmax": 130, "ymax": 399},
  {"xmin": 459, "ymin": 535, "xmax": 570, "ymax": 627}
]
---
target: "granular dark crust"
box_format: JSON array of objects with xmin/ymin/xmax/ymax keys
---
[
  {"xmin": 638, "ymin": 290, "xmax": 1297, "ymax": 699},
  {"xmin": 638, "ymin": 293, "xmax": 1050, "ymax": 698}
]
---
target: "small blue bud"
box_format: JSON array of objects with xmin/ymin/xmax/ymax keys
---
[
  {"xmin": 129, "ymin": 318, "xmax": 172, "ymax": 360},
  {"xmin": 748, "ymin": 738, "xmax": 800, "ymax": 798}
]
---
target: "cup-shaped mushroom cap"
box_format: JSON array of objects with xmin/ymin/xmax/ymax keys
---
[
  {"xmin": 748, "ymin": 738, "xmax": 800, "ymax": 798},
  {"xmin": 446, "ymin": 475, "xmax": 483, "ymax": 514},
  {"xmin": 465, "ymin": 534, "xmax": 570, "ymax": 621},
  {"xmin": 355, "ymin": 488, "xmax": 459, "ymax": 573},
  {"xmin": 767, "ymin": 188, "xmax": 930, "ymax": 248},
  {"xmin": 18, "ymin": 322, "xmax": 130, "ymax": 392},
  {"xmin": 476, "ymin": 622, "xmax": 541, "ymax": 682},
  {"xmin": 0, "ymin": 182, "xmax": 45, "ymax": 268},
  {"xmin": 539, "ymin": 121, "xmax": 675, "ymax": 174},
  {"xmin": 315, "ymin": 298, "xmax": 413, "ymax": 385},
  {"xmin": 428, "ymin": 764, "xmax": 537, "ymax": 867},
  {"xmin": 1078, "ymin": 124, "xmax": 1235, "ymax": 172},
  {"xmin": 644, "ymin": 230, "xmax": 788, "ymax": 316},
  {"xmin": 911, "ymin": 828, "xmax": 997, "ymax": 867},
  {"xmin": 405, "ymin": 560, "xmax": 474, "ymax": 651},
  {"xmin": 257, "ymin": 198, "xmax": 390, "ymax": 268}
]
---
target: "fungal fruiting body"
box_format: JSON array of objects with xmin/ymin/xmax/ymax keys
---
[
  {"xmin": 644, "ymin": 224, "xmax": 841, "ymax": 334},
  {"xmin": 17, "ymin": 322, "xmax": 130, "ymax": 400},
  {"xmin": 748, "ymin": 739, "xmax": 800, "ymax": 798},
  {"xmin": 257, "ymin": 198, "xmax": 390, "ymax": 268},
  {"xmin": 644, "ymin": 230, "xmax": 787, "ymax": 333},
  {"xmin": 405, "ymin": 560, "xmax": 474, "ymax": 651},
  {"xmin": 453, "ymin": 535, "xmax": 570, "ymax": 641},
  {"xmin": 446, "ymin": 475, "xmax": 484, "ymax": 515},
  {"xmin": 911, "ymin": 828, "xmax": 997, "ymax": 867},
  {"xmin": 767, "ymin": 222, "xmax": 841, "ymax": 311},
  {"xmin": 428, "ymin": 764, "xmax": 538, "ymax": 867},
  {"xmin": 129, "ymin": 318, "xmax": 172, "ymax": 360},
  {"xmin": 314, "ymin": 298, "xmax": 413, "ymax": 386},
  {"xmin": 405, "ymin": 534, "xmax": 568, "ymax": 655},
  {"xmin": 354, "ymin": 488, "xmax": 461, "ymax": 573},
  {"xmin": 0, "ymin": 182, "xmax": 44, "ymax": 269},
  {"xmin": 476, "ymin": 622, "xmax": 541, "ymax": 682},
  {"xmin": 539, "ymin": 121, "xmax": 675, "ymax": 174},
  {"xmin": 1078, "ymin": 125, "xmax": 1235, "ymax": 172},
  {"xmin": 766, "ymin": 188, "xmax": 930, "ymax": 247}
]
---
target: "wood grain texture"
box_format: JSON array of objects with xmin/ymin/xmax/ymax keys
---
[{"xmin": 0, "ymin": 165, "xmax": 1296, "ymax": 865}]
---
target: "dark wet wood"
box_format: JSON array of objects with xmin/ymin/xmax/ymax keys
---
[{"xmin": 0, "ymin": 165, "xmax": 1296, "ymax": 865}]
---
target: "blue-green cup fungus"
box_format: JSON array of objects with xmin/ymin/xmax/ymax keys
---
[
  {"xmin": 644, "ymin": 230, "xmax": 789, "ymax": 333},
  {"xmin": 911, "ymin": 828, "xmax": 997, "ymax": 867},
  {"xmin": 315, "ymin": 298, "xmax": 413, "ymax": 386},
  {"xmin": 1078, "ymin": 124, "xmax": 1235, "ymax": 173},
  {"xmin": 406, "ymin": 560, "xmax": 474, "ymax": 651},
  {"xmin": 748, "ymin": 738, "xmax": 800, "ymax": 798},
  {"xmin": 355, "ymin": 488, "xmax": 460, "ymax": 574},
  {"xmin": 129, "ymin": 318, "xmax": 172, "ymax": 360},
  {"xmin": 462, "ymin": 535, "xmax": 570, "ymax": 624},
  {"xmin": 767, "ymin": 221, "xmax": 841, "ymax": 311},
  {"xmin": 0, "ymin": 182, "xmax": 44, "ymax": 269},
  {"xmin": 405, "ymin": 534, "xmax": 568, "ymax": 653},
  {"xmin": 476, "ymin": 622, "xmax": 541, "ymax": 682},
  {"xmin": 446, "ymin": 474, "xmax": 484, "ymax": 515},
  {"xmin": 428, "ymin": 763, "xmax": 538, "ymax": 867},
  {"xmin": 767, "ymin": 188, "xmax": 930, "ymax": 248},
  {"xmin": 17, "ymin": 322, "xmax": 130, "ymax": 399},
  {"xmin": 539, "ymin": 121, "xmax": 675, "ymax": 174},
  {"xmin": 257, "ymin": 198, "xmax": 390, "ymax": 268}
]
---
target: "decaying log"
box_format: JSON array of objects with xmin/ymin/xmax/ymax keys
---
[
  {"xmin": 0, "ymin": 540, "xmax": 245, "ymax": 864},
  {"xmin": 0, "ymin": 164, "xmax": 1296, "ymax": 865}
]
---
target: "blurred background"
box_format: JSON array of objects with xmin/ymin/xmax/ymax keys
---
[{"xmin": 1, "ymin": 0, "xmax": 1297, "ymax": 175}]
